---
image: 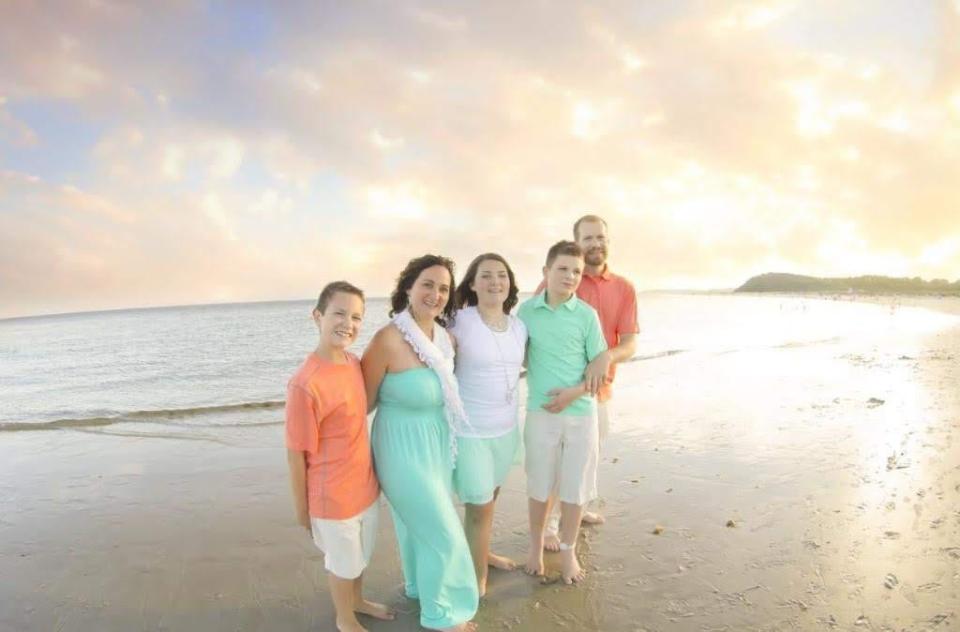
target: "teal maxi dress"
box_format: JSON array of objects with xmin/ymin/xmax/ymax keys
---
[{"xmin": 372, "ymin": 367, "xmax": 479, "ymax": 629}]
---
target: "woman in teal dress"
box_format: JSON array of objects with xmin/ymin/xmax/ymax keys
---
[{"xmin": 361, "ymin": 254, "xmax": 478, "ymax": 632}]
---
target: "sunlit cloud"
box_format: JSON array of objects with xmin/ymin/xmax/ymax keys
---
[
  {"xmin": 878, "ymin": 110, "xmax": 913, "ymax": 134},
  {"xmin": 201, "ymin": 192, "xmax": 236, "ymax": 241},
  {"xmin": 248, "ymin": 189, "xmax": 293, "ymax": 219},
  {"xmin": 407, "ymin": 68, "xmax": 434, "ymax": 84},
  {"xmin": 408, "ymin": 7, "xmax": 468, "ymax": 32},
  {"xmin": 713, "ymin": 1, "xmax": 799, "ymax": 31},
  {"xmin": 364, "ymin": 182, "xmax": 431, "ymax": 220},
  {"xmin": 840, "ymin": 146, "xmax": 861, "ymax": 162},
  {"xmin": 919, "ymin": 238, "xmax": 960, "ymax": 268},
  {"xmin": 815, "ymin": 218, "xmax": 915, "ymax": 277},
  {"xmin": 268, "ymin": 66, "xmax": 325, "ymax": 95},
  {"xmin": 786, "ymin": 79, "xmax": 871, "ymax": 138},
  {"xmin": 571, "ymin": 101, "xmax": 600, "ymax": 140},
  {"xmin": 949, "ymin": 92, "xmax": 960, "ymax": 117},
  {"xmin": 204, "ymin": 137, "xmax": 245, "ymax": 179},
  {"xmin": 369, "ymin": 129, "xmax": 405, "ymax": 151},
  {"xmin": 621, "ymin": 50, "xmax": 648, "ymax": 73}
]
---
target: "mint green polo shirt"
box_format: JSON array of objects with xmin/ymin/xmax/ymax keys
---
[{"xmin": 517, "ymin": 292, "xmax": 607, "ymax": 416}]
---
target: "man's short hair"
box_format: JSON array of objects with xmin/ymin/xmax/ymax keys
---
[
  {"xmin": 573, "ymin": 214, "xmax": 608, "ymax": 240},
  {"xmin": 545, "ymin": 240, "xmax": 583, "ymax": 268},
  {"xmin": 315, "ymin": 281, "xmax": 365, "ymax": 313}
]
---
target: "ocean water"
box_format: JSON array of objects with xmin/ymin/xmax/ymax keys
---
[{"xmin": 0, "ymin": 293, "xmax": 955, "ymax": 431}]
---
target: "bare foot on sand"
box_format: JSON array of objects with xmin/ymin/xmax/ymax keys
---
[
  {"xmin": 336, "ymin": 617, "xmax": 368, "ymax": 632},
  {"xmin": 581, "ymin": 510, "xmax": 605, "ymax": 525},
  {"xmin": 560, "ymin": 547, "xmax": 585, "ymax": 585},
  {"xmin": 543, "ymin": 532, "xmax": 561, "ymax": 552},
  {"xmin": 525, "ymin": 548, "xmax": 545, "ymax": 576},
  {"xmin": 355, "ymin": 599, "xmax": 395, "ymax": 621},
  {"xmin": 488, "ymin": 552, "xmax": 517, "ymax": 570}
]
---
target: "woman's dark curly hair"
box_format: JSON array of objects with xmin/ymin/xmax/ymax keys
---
[
  {"xmin": 389, "ymin": 254, "xmax": 458, "ymax": 327},
  {"xmin": 455, "ymin": 253, "xmax": 519, "ymax": 314}
]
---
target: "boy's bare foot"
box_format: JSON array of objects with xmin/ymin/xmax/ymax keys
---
[
  {"xmin": 478, "ymin": 577, "xmax": 487, "ymax": 599},
  {"xmin": 559, "ymin": 547, "xmax": 585, "ymax": 585},
  {"xmin": 488, "ymin": 552, "xmax": 517, "ymax": 570},
  {"xmin": 542, "ymin": 532, "xmax": 561, "ymax": 552},
  {"xmin": 336, "ymin": 616, "xmax": 368, "ymax": 632},
  {"xmin": 524, "ymin": 548, "xmax": 545, "ymax": 576},
  {"xmin": 355, "ymin": 599, "xmax": 395, "ymax": 621},
  {"xmin": 581, "ymin": 511, "xmax": 605, "ymax": 525}
]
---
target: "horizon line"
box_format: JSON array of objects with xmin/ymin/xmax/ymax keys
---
[{"xmin": 2, "ymin": 288, "xmax": 729, "ymax": 323}]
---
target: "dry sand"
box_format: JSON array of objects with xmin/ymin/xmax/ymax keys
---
[{"xmin": 2, "ymin": 296, "xmax": 958, "ymax": 631}]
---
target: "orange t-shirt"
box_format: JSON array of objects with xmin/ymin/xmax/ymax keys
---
[
  {"xmin": 285, "ymin": 352, "xmax": 379, "ymax": 520},
  {"xmin": 535, "ymin": 266, "xmax": 639, "ymax": 402}
]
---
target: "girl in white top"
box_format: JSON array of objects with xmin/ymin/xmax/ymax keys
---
[{"xmin": 449, "ymin": 253, "xmax": 527, "ymax": 598}]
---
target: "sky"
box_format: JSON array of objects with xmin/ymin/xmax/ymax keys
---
[{"xmin": 1, "ymin": 0, "xmax": 959, "ymax": 319}]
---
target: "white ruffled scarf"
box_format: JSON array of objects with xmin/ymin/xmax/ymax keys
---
[{"xmin": 391, "ymin": 309, "xmax": 470, "ymax": 464}]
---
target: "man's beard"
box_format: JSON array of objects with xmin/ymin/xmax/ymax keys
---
[{"xmin": 585, "ymin": 248, "xmax": 607, "ymax": 266}]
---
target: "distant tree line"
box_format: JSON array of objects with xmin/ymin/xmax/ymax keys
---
[{"xmin": 736, "ymin": 273, "xmax": 960, "ymax": 295}]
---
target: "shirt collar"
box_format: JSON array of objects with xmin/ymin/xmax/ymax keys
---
[
  {"xmin": 585, "ymin": 264, "xmax": 612, "ymax": 281},
  {"xmin": 535, "ymin": 291, "xmax": 579, "ymax": 311}
]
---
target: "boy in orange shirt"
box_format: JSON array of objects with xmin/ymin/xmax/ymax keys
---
[{"xmin": 286, "ymin": 281, "xmax": 394, "ymax": 632}]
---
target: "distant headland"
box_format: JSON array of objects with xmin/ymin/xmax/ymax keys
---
[{"xmin": 735, "ymin": 273, "xmax": 960, "ymax": 295}]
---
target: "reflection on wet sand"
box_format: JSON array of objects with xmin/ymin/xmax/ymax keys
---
[{"xmin": 1, "ymin": 297, "xmax": 958, "ymax": 631}]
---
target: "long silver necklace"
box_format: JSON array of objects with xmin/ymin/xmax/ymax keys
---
[{"xmin": 481, "ymin": 311, "xmax": 519, "ymax": 404}]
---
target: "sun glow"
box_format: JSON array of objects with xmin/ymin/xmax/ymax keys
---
[
  {"xmin": 949, "ymin": 92, "xmax": 960, "ymax": 118},
  {"xmin": 364, "ymin": 182, "xmax": 430, "ymax": 220},
  {"xmin": 571, "ymin": 101, "xmax": 600, "ymax": 140}
]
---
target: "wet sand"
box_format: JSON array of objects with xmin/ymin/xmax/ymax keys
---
[{"xmin": 2, "ymin": 297, "xmax": 959, "ymax": 631}]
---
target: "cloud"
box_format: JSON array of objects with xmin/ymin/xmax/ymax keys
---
[
  {"xmin": 0, "ymin": 98, "xmax": 38, "ymax": 146},
  {"xmin": 408, "ymin": 6, "xmax": 469, "ymax": 32},
  {"xmin": 0, "ymin": 169, "xmax": 367, "ymax": 318},
  {"xmin": 712, "ymin": 1, "xmax": 799, "ymax": 31},
  {"xmin": 92, "ymin": 125, "xmax": 247, "ymax": 185}
]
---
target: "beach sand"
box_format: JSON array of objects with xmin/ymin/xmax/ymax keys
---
[{"xmin": 2, "ymin": 297, "xmax": 959, "ymax": 631}]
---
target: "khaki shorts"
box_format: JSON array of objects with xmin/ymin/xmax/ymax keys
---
[
  {"xmin": 524, "ymin": 409, "xmax": 598, "ymax": 506},
  {"xmin": 598, "ymin": 400, "xmax": 611, "ymax": 442},
  {"xmin": 310, "ymin": 498, "xmax": 379, "ymax": 579}
]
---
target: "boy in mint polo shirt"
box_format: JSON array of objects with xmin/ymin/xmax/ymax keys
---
[{"xmin": 518, "ymin": 240, "xmax": 607, "ymax": 585}]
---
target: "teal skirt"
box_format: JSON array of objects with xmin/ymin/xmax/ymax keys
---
[{"xmin": 452, "ymin": 425, "xmax": 521, "ymax": 505}]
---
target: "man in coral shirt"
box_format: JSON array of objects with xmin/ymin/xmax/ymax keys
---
[
  {"xmin": 541, "ymin": 215, "xmax": 639, "ymax": 546},
  {"xmin": 575, "ymin": 215, "xmax": 639, "ymax": 436}
]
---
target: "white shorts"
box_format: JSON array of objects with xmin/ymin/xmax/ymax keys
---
[
  {"xmin": 598, "ymin": 400, "xmax": 611, "ymax": 443},
  {"xmin": 310, "ymin": 498, "xmax": 379, "ymax": 580},
  {"xmin": 524, "ymin": 409, "xmax": 599, "ymax": 506}
]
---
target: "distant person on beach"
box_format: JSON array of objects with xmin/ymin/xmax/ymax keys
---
[
  {"xmin": 361, "ymin": 255, "xmax": 478, "ymax": 631},
  {"xmin": 285, "ymin": 281, "xmax": 395, "ymax": 632},
  {"xmin": 539, "ymin": 214, "xmax": 639, "ymax": 548},
  {"xmin": 520, "ymin": 241, "xmax": 607, "ymax": 584},
  {"xmin": 450, "ymin": 253, "xmax": 527, "ymax": 596}
]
